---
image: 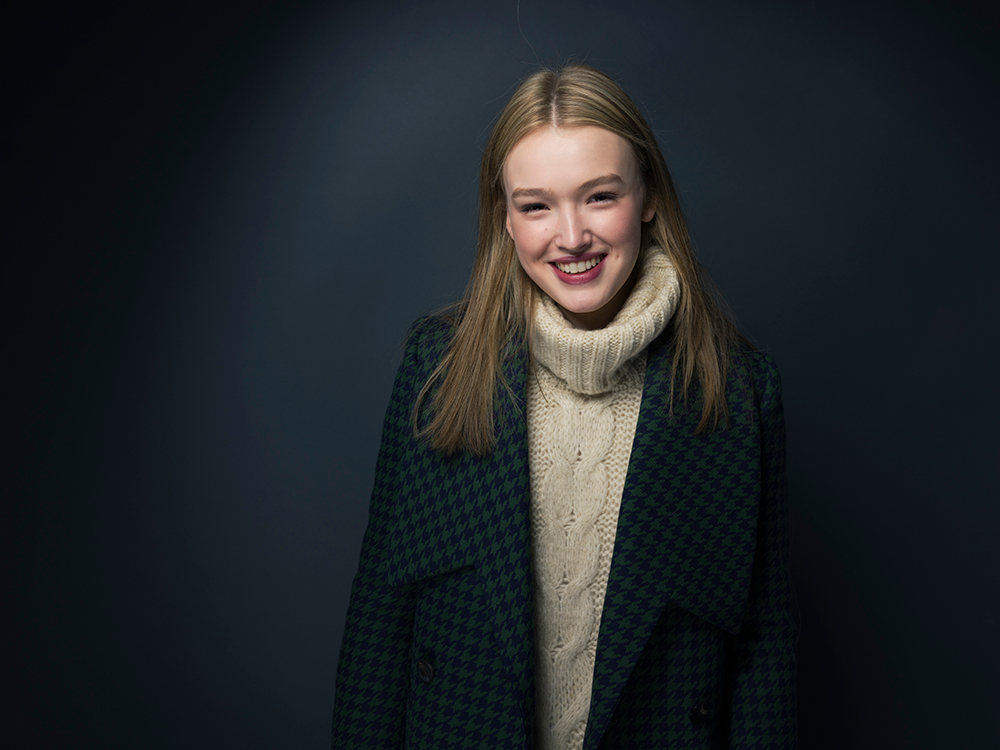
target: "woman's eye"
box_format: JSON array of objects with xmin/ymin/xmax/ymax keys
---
[
  {"xmin": 590, "ymin": 192, "xmax": 617, "ymax": 203},
  {"xmin": 520, "ymin": 203, "xmax": 546, "ymax": 213}
]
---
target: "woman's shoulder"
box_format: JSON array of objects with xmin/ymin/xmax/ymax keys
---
[
  {"xmin": 394, "ymin": 312, "xmax": 463, "ymax": 384},
  {"xmin": 734, "ymin": 347, "xmax": 783, "ymax": 419},
  {"xmin": 744, "ymin": 349, "xmax": 781, "ymax": 391},
  {"xmin": 404, "ymin": 312, "xmax": 459, "ymax": 358}
]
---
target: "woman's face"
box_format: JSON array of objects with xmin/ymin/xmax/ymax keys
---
[{"xmin": 504, "ymin": 125, "xmax": 654, "ymax": 330}]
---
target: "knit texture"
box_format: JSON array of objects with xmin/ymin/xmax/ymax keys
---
[
  {"xmin": 531, "ymin": 247, "xmax": 680, "ymax": 396},
  {"xmin": 528, "ymin": 247, "xmax": 680, "ymax": 750}
]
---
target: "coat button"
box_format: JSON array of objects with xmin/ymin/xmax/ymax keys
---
[
  {"xmin": 689, "ymin": 703, "xmax": 710, "ymax": 726},
  {"xmin": 416, "ymin": 660, "xmax": 434, "ymax": 683}
]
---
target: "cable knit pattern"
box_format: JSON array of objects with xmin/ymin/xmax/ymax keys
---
[{"xmin": 528, "ymin": 247, "xmax": 680, "ymax": 750}]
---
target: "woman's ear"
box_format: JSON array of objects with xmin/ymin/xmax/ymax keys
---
[
  {"xmin": 505, "ymin": 211, "xmax": 513, "ymax": 239},
  {"xmin": 642, "ymin": 196, "xmax": 656, "ymax": 223}
]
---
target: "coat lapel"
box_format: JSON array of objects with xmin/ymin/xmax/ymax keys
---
[
  {"xmin": 471, "ymin": 350, "xmax": 536, "ymax": 732},
  {"xmin": 385, "ymin": 341, "xmax": 536, "ymax": 736},
  {"xmin": 583, "ymin": 337, "xmax": 762, "ymax": 750}
]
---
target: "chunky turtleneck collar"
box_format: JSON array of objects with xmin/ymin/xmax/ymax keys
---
[{"xmin": 531, "ymin": 246, "xmax": 680, "ymax": 396}]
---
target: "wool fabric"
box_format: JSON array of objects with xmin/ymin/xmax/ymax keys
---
[{"xmin": 527, "ymin": 247, "xmax": 680, "ymax": 750}]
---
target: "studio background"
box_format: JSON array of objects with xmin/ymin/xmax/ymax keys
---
[{"xmin": 7, "ymin": 0, "xmax": 998, "ymax": 747}]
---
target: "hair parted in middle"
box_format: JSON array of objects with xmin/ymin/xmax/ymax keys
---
[{"xmin": 417, "ymin": 63, "xmax": 748, "ymax": 456}]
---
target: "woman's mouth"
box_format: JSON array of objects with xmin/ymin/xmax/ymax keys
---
[
  {"xmin": 550, "ymin": 254, "xmax": 607, "ymax": 284},
  {"xmin": 552, "ymin": 255, "xmax": 605, "ymax": 274}
]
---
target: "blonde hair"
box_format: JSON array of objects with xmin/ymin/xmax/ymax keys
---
[{"xmin": 417, "ymin": 64, "xmax": 747, "ymax": 455}]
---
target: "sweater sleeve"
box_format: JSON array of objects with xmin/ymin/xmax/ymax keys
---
[
  {"xmin": 331, "ymin": 320, "xmax": 435, "ymax": 749},
  {"xmin": 725, "ymin": 352, "xmax": 797, "ymax": 748}
]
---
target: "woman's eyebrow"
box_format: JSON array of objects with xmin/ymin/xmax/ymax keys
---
[
  {"xmin": 509, "ymin": 186, "xmax": 550, "ymax": 200},
  {"xmin": 578, "ymin": 173, "xmax": 625, "ymax": 192},
  {"xmin": 509, "ymin": 173, "xmax": 625, "ymax": 200}
]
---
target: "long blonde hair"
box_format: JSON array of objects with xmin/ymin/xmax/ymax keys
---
[{"xmin": 417, "ymin": 64, "xmax": 747, "ymax": 455}]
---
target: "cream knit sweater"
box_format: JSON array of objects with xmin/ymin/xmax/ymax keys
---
[{"xmin": 527, "ymin": 247, "xmax": 680, "ymax": 750}]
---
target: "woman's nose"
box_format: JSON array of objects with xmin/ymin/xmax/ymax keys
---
[{"xmin": 555, "ymin": 207, "xmax": 590, "ymax": 252}]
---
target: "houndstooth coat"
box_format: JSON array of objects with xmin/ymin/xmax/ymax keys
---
[{"xmin": 332, "ymin": 315, "xmax": 796, "ymax": 749}]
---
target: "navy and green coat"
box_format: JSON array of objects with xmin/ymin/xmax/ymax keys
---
[{"xmin": 333, "ymin": 315, "xmax": 796, "ymax": 749}]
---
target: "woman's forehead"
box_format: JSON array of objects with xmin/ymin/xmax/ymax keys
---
[{"xmin": 503, "ymin": 126, "xmax": 639, "ymax": 194}]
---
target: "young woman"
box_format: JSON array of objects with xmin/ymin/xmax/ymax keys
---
[{"xmin": 332, "ymin": 64, "xmax": 796, "ymax": 749}]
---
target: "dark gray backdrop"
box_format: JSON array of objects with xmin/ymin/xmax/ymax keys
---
[{"xmin": 7, "ymin": 0, "xmax": 998, "ymax": 747}]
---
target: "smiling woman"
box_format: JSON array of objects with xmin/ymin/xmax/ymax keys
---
[
  {"xmin": 504, "ymin": 126, "xmax": 654, "ymax": 330},
  {"xmin": 332, "ymin": 64, "xmax": 796, "ymax": 750}
]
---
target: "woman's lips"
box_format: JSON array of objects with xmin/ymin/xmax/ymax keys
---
[{"xmin": 550, "ymin": 253, "xmax": 606, "ymax": 284}]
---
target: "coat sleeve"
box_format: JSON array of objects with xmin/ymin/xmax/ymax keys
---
[
  {"xmin": 331, "ymin": 320, "xmax": 435, "ymax": 748},
  {"xmin": 725, "ymin": 352, "xmax": 797, "ymax": 748}
]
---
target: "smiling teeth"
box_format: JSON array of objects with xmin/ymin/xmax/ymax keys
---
[{"xmin": 555, "ymin": 256, "xmax": 602, "ymax": 274}]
